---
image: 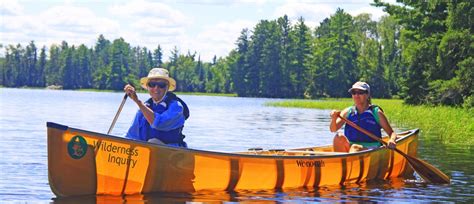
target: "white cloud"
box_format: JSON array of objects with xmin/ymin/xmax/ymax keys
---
[
  {"xmin": 105, "ymin": 0, "xmax": 193, "ymax": 58},
  {"xmin": 131, "ymin": 17, "xmax": 186, "ymax": 36},
  {"xmin": 40, "ymin": 5, "xmax": 120, "ymax": 35},
  {"xmin": 1, "ymin": 2, "xmax": 120, "ymax": 51},
  {"xmin": 108, "ymin": 0, "xmax": 189, "ymax": 24},
  {"xmin": 0, "ymin": 0, "xmax": 23, "ymax": 16},
  {"xmin": 191, "ymin": 20, "xmax": 255, "ymax": 60},
  {"xmin": 273, "ymin": 2, "xmax": 334, "ymax": 29},
  {"xmin": 273, "ymin": 1, "xmax": 389, "ymax": 29},
  {"xmin": 230, "ymin": 0, "xmax": 268, "ymax": 6},
  {"xmin": 349, "ymin": 6, "xmax": 387, "ymax": 21}
]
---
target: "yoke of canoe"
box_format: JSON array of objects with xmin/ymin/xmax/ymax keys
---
[{"xmin": 47, "ymin": 122, "xmax": 419, "ymax": 197}]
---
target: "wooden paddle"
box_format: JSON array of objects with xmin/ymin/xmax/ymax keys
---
[
  {"xmin": 338, "ymin": 115, "xmax": 450, "ymax": 184},
  {"xmin": 107, "ymin": 94, "xmax": 128, "ymax": 134}
]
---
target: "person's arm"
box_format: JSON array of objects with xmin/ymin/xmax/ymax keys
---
[
  {"xmin": 377, "ymin": 110, "xmax": 397, "ymax": 149},
  {"xmin": 124, "ymin": 84, "xmax": 155, "ymax": 125},
  {"xmin": 135, "ymin": 100, "xmax": 155, "ymax": 125},
  {"xmin": 329, "ymin": 108, "xmax": 348, "ymax": 132},
  {"xmin": 151, "ymin": 100, "xmax": 185, "ymax": 131}
]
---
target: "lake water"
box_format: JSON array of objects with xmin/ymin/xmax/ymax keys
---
[{"xmin": 0, "ymin": 88, "xmax": 472, "ymax": 203}]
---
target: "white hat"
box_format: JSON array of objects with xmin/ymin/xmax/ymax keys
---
[
  {"xmin": 348, "ymin": 81, "xmax": 370, "ymax": 93},
  {"xmin": 140, "ymin": 68, "xmax": 176, "ymax": 91}
]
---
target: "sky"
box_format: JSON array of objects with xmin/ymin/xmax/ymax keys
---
[{"xmin": 0, "ymin": 0, "xmax": 394, "ymax": 62}]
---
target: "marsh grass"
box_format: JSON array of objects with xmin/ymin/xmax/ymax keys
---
[{"xmin": 268, "ymin": 98, "xmax": 473, "ymax": 147}]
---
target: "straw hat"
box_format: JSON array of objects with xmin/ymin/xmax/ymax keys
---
[{"xmin": 140, "ymin": 68, "xmax": 176, "ymax": 91}]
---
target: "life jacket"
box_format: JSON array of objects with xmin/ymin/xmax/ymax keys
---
[
  {"xmin": 140, "ymin": 92, "xmax": 189, "ymax": 144},
  {"xmin": 344, "ymin": 105, "xmax": 382, "ymax": 143}
]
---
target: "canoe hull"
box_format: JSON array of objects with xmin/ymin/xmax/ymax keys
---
[{"xmin": 47, "ymin": 122, "xmax": 418, "ymax": 197}]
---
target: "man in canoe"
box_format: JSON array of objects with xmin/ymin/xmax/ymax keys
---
[
  {"xmin": 123, "ymin": 68, "xmax": 189, "ymax": 147},
  {"xmin": 329, "ymin": 81, "xmax": 397, "ymax": 152}
]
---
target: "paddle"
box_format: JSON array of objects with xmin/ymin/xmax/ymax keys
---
[
  {"xmin": 107, "ymin": 94, "xmax": 128, "ymax": 134},
  {"xmin": 338, "ymin": 115, "xmax": 450, "ymax": 184}
]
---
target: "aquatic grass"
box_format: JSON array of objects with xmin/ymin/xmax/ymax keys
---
[{"xmin": 267, "ymin": 99, "xmax": 473, "ymax": 147}]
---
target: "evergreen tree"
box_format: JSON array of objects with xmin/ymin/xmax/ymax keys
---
[
  {"xmin": 37, "ymin": 46, "xmax": 46, "ymax": 87},
  {"xmin": 309, "ymin": 18, "xmax": 332, "ymax": 98},
  {"xmin": 93, "ymin": 34, "xmax": 111, "ymax": 89},
  {"xmin": 168, "ymin": 46, "xmax": 179, "ymax": 81},
  {"xmin": 45, "ymin": 45, "xmax": 61, "ymax": 86},
  {"xmin": 14, "ymin": 44, "xmax": 27, "ymax": 87},
  {"xmin": 319, "ymin": 9, "xmax": 358, "ymax": 97},
  {"xmin": 60, "ymin": 42, "xmax": 75, "ymax": 89},
  {"xmin": 247, "ymin": 20, "xmax": 268, "ymax": 97},
  {"xmin": 259, "ymin": 20, "xmax": 282, "ymax": 98},
  {"xmin": 277, "ymin": 15, "xmax": 293, "ymax": 98},
  {"xmin": 75, "ymin": 44, "xmax": 92, "ymax": 88},
  {"xmin": 195, "ymin": 56, "xmax": 205, "ymax": 92},
  {"xmin": 109, "ymin": 38, "xmax": 131, "ymax": 90},
  {"xmin": 153, "ymin": 45, "xmax": 163, "ymax": 67},
  {"xmin": 232, "ymin": 29, "xmax": 250, "ymax": 96},
  {"xmin": 290, "ymin": 17, "xmax": 312, "ymax": 98},
  {"xmin": 25, "ymin": 41, "xmax": 37, "ymax": 87},
  {"xmin": 3, "ymin": 45, "xmax": 22, "ymax": 87}
]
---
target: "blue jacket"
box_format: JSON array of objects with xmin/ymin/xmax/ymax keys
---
[
  {"xmin": 344, "ymin": 105, "xmax": 382, "ymax": 143},
  {"xmin": 126, "ymin": 95, "xmax": 186, "ymax": 146}
]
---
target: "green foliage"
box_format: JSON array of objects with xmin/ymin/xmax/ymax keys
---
[{"xmin": 374, "ymin": 0, "xmax": 472, "ymax": 106}]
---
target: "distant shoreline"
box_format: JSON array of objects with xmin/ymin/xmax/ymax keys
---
[{"xmin": 0, "ymin": 86, "xmax": 238, "ymax": 97}]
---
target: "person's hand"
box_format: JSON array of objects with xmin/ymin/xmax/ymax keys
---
[
  {"xmin": 387, "ymin": 137, "xmax": 397, "ymax": 149},
  {"xmin": 330, "ymin": 110, "xmax": 341, "ymax": 120},
  {"xmin": 124, "ymin": 84, "xmax": 138, "ymax": 102}
]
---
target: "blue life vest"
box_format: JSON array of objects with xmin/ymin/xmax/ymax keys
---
[
  {"xmin": 140, "ymin": 93, "xmax": 189, "ymax": 145},
  {"xmin": 344, "ymin": 105, "xmax": 382, "ymax": 143}
]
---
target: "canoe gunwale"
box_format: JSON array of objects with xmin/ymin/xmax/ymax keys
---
[{"xmin": 46, "ymin": 122, "xmax": 419, "ymax": 159}]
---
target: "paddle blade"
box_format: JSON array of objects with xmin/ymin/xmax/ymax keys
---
[{"xmin": 404, "ymin": 154, "xmax": 450, "ymax": 184}]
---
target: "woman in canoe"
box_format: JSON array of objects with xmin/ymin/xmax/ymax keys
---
[
  {"xmin": 329, "ymin": 81, "xmax": 397, "ymax": 152},
  {"xmin": 123, "ymin": 68, "xmax": 189, "ymax": 147}
]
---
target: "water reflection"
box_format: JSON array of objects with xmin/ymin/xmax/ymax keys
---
[{"xmin": 51, "ymin": 178, "xmax": 455, "ymax": 203}]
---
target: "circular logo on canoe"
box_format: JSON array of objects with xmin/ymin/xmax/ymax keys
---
[{"xmin": 68, "ymin": 135, "xmax": 87, "ymax": 159}]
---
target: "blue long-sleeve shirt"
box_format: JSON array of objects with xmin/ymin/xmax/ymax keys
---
[{"xmin": 126, "ymin": 97, "xmax": 185, "ymax": 143}]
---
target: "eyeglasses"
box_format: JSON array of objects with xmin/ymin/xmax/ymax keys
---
[
  {"xmin": 147, "ymin": 81, "xmax": 168, "ymax": 89},
  {"xmin": 351, "ymin": 90, "xmax": 368, "ymax": 95}
]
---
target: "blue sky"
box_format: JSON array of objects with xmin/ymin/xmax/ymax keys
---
[{"xmin": 1, "ymin": 0, "xmax": 392, "ymax": 62}]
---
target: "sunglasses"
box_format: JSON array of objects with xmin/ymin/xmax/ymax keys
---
[
  {"xmin": 147, "ymin": 81, "xmax": 168, "ymax": 89},
  {"xmin": 351, "ymin": 90, "xmax": 368, "ymax": 95}
]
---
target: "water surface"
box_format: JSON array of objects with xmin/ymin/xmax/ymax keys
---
[{"xmin": 0, "ymin": 88, "xmax": 472, "ymax": 202}]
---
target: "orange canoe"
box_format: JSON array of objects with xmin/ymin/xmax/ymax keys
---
[{"xmin": 47, "ymin": 122, "xmax": 418, "ymax": 197}]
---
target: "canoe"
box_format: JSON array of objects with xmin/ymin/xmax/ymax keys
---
[{"xmin": 47, "ymin": 122, "xmax": 418, "ymax": 197}]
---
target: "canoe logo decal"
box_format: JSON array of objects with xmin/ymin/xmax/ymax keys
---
[{"xmin": 68, "ymin": 135, "xmax": 88, "ymax": 159}]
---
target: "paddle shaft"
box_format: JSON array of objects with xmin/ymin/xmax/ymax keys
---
[
  {"xmin": 337, "ymin": 115, "xmax": 450, "ymax": 184},
  {"xmin": 337, "ymin": 116, "xmax": 400, "ymax": 152},
  {"xmin": 107, "ymin": 94, "xmax": 128, "ymax": 135}
]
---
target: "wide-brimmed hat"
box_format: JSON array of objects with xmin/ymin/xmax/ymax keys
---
[
  {"xmin": 140, "ymin": 68, "xmax": 176, "ymax": 91},
  {"xmin": 348, "ymin": 81, "xmax": 370, "ymax": 93}
]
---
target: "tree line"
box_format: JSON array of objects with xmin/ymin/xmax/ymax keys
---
[
  {"xmin": 0, "ymin": 35, "xmax": 229, "ymax": 93},
  {"xmin": 1, "ymin": 1, "xmax": 472, "ymax": 108}
]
